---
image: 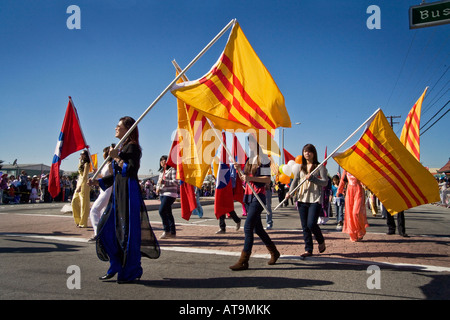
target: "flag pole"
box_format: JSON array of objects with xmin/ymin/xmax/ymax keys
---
[
  {"xmin": 92, "ymin": 18, "xmax": 237, "ymax": 180},
  {"xmin": 273, "ymin": 107, "xmax": 381, "ymax": 211},
  {"xmin": 172, "ymin": 59, "xmax": 272, "ymax": 216}
]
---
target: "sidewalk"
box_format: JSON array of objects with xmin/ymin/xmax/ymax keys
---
[{"xmin": 155, "ymin": 223, "xmax": 450, "ymax": 271}]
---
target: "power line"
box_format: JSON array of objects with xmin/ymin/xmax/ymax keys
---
[
  {"xmin": 420, "ymin": 100, "xmax": 450, "ymax": 136},
  {"xmin": 421, "ymin": 97, "xmax": 450, "ymax": 130},
  {"xmin": 385, "ymin": 32, "xmax": 417, "ymax": 109},
  {"xmin": 424, "ymin": 84, "xmax": 449, "ymax": 112},
  {"xmin": 423, "ymin": 65, "xmax": 450, "ymax": 114}
]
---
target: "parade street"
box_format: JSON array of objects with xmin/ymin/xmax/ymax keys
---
[{"xmin": 0, "ymin": 198, "xmax": 449, "ymax": 304}]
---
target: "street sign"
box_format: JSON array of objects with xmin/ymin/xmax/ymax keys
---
[{"xmin": 409, "ymin": 0, "xmax": 450, "ymax": 29}]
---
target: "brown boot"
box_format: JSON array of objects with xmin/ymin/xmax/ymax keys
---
[
  {"xmin": 266, "ymin": 243, "xmax": 280, "ymax": 265},
  {"xmin": 229, "ymin": 251, "xmax": 251, "ymax": 271}
]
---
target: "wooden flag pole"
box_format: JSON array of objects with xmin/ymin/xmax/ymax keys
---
[
  {"xmin": 172, "ymin": 59, "xmax": 272, "ymax": 216},
  {"xmin": 92, "ymin": 19, "xmax": 237, "ymax": 180},
  {"xmin": 273, "ymin": 107, "xmax": 381, "ymax": 211}
]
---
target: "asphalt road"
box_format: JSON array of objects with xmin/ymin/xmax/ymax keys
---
[{"xmin": 0, "ymin": 198, "xmax": 449, "ymax": 308}]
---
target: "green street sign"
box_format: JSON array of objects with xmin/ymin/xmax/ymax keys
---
[{"xmin": 409, "ymin": 0, "xmax": 450, "ymax": 29}]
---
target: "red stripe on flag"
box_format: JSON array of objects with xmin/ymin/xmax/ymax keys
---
[
  {"xmin": 411, "ymin": 104, "xmax": 420, "ymax": 124},
  {"xmin": 405, "ymin": 134, "xmax": 420, "ymax": 160},
  {"xmin": 365, "ymin": 129, "xmax": 428, "ymax": 204},
  {"xmin": 198, "ymin": 76, "xmax": 241, "ymax": 124},
  {"xmin": 408, "ymin": 125, "xmax": 420, "ymax": 142},
  {"xmin": 358, "ymin": 137, "xmax": 421, "ymax": 206},
  {"xmin": 351, "ymin": 145, "xmax": 413, "ymax": 208},
  {"xmin": 195, "ymin": 53, "xmax": 278, "ymax": 132},
  {"xmin": 221, "ymin": 54, "xmax": 277, "ymax": 130},
  {"xmin": 211, "ymin": 66, "xmax": 266, "ymax": 130}
]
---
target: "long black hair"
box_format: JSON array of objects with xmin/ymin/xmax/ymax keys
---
[
  {"xmin": 301, "ymin": 143, "xmax": 319, "ymax": 174},
  {"xmin": 158, "ymin": 154, "xmax": 176, "ymax": 172},
  {"xmin": 119, "ymin": 116, "xmax": 140, "ymax": 150}
]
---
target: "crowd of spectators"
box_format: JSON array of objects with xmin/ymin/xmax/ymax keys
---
[{"xmin": 0, "ymin": 171, "xmax": 218, "ymax": 205}]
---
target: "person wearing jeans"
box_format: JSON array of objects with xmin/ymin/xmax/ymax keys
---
[
  {"xmin": 229, "ymin": 135, "xmax": 280, "ymax": 271},
  {"xmin": 287, "ymin": 144, "xmax": 328, "ymax": 258},
  {"xmin": 265, "ymin": 181, "xmax": 273, "ymax": 229},
  {"xmin": 242, "ymin": 195, "xmax": 273, "ymax": 253},
  {"xmin": 298, "ymin": 202, "xmax": 324, "ymax": 253},
  {"xmin": 159, "ymin": 195, "xmax": 176, "ymax": 236},
  {"xmin": 156, "ymin": 155, "xmax": 178, "ymax": 239},
  {"xmin": 331, "ymin": 175, "xmax": 345, "ymax": 230}
]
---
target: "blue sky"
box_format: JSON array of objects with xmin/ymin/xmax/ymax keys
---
[{"xmin": 1, "ymin": 0, "xmax": 449, "ymax": 177}]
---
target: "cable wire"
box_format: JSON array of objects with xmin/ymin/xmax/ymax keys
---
[{"xmin": 420, "ymin": 100, "xmax": 450, "ymax": 136}]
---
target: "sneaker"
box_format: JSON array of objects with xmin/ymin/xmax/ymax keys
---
[
  {"xmin": 265, "ymin": 225, "xmax": 273, "ymax": 230},
  {"xmin": 235, "ymin": 221, "xmax": 241, "ymax": 231},
  {"xmin": 215, "ymin": 229, "xmax": 226, "ymax": 234}
]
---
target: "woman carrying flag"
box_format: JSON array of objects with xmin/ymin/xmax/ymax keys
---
[
  {"xmin": 88, "ymin": 116, "xmax": 160, "ymax": 283},
  {"xmin": 286, "ymin": 144, "xmax": 327, "ymax": 258},
  {"xmin": 229, "ymin": 134, "xmax": 280, "ymax": 271}
]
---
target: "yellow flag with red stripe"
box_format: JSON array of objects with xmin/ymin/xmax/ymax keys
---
[
  {"xmin": 333, "ymin": 109, "xmax": 440, "ymax": 214},
  {"xmin": 400, "ymin": 87, "xmax": 427, "ymax": 161},
  {"xmin": 171, "ymin": 21, "xmax": 291, "ymax": 134},
  {"xmin": 168, "ymin": 71, "xmax": 221, "ymax": 188}
]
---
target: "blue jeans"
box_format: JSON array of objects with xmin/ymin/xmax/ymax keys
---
[
  {"xmin": 297, "ymin": 202, "xmax": 325, "ymax": 253},
  {"xmin": 265, "ymin": 189, "xmax": 273, "ymax": 227},
  {"xmin": 159, "ymin": 196, "xmax": 176, "ymax": 234},
  {"xmin": 243, "ymin": 195, "xmax": 273, "ymax": 253},
  {"xmin": 335, "ymin": 204, "xmax": 344, "ymax": 223}
]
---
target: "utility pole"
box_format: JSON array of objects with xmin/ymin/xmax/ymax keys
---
[{"xmin": 386, "ymin": 115, "xmax": 401, "ymax": 129}]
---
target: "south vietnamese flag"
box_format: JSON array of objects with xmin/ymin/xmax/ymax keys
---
[{"xmin": 333, "ymin": 109, "xmax": 440, "ymax": 214}]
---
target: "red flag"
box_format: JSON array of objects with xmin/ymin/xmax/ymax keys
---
[
  {"xmin": 283, "ymin": 148, "xmax": 295, "ymax": 164},
  {"xmin": 214, "ymin": 132, "xmax": 234, "ymax": 218},
  {"xmin": 179, "ymin": 179, "xmax": 198, "ymax": 221},
  {"xmin": 167, "ymin": 132, "xmax": 197, "ymax": 221},
  {"xmin": 48, "ymin": 97, "xmax": 88, "ymax": 198},
  {"xmin": 323, "ymin": 146, "xmax": 328, "ymax": 167}
]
